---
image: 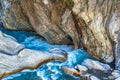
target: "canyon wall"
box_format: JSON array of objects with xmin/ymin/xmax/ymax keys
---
[{"xmin": 0, "ymin": 0, "xmax": 120, "ymax": 69}]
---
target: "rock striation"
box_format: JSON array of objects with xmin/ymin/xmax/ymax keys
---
[{"xmin": 0, "ymin": 0, "xmax": 120, "ymax": 68}]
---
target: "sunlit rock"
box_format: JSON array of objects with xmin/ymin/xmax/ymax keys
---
[
  {"xmin": 74, "ymin": 64, "xmax": 88, "ymax": 72},
  {"xmin": 82, "ymin": 59, "xmax": 111, "ymax": 71},
  {"xmin": 61, "ymin": 66, "xmax": 80, "ymax": 75},
  {"xmin": 48, "ymin": 48, "xmax": 67, "ymax": 58},
  {"xmin": 0, "ymin": 31, "xmax": 24, "ymax": 55},
  {"xmin": 0, "ymin": 49, "xmax": 67, "ymax": 79},
  {"xmin": 115, "ymin": 77, "xmax": 120, "ymax": 80},
  {"xmin": 90, "ymin": 76, "xmax": 100, "ymax": 80},
  {"xmin": 112, "ymin": 70, "xmax": 120, "ymax": 78}
]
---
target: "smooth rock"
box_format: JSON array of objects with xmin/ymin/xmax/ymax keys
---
[
  {"xmin": 75, "ymin": 64, "xmax": 88, "ymax": 72},
  {"xmin": 48, "ymin": 48, "xmax": 67, "ymax": 58},
  {"xmin": 82, "ymin": 59, "xmax": 111, "ymax": 71},
  {"xmin": 112, "ymin": 70, "xmax": 120, "ymax": 78},
  {"xmin": 115, "ymin": 77, "xmax": 120, "ymax": 80},
  {"xmin": 0, "ymin": 31, "xmax": 25, "ymax": 55},
  {"xmin": 90, "ymin": 76, "xmax": 100, "ymax": 80},
  {"xmin": 61, "ymin": 66, "xmax": 80, "ymax": 75},
  {"xmin": 0, "ymin": 49, "xmax": 67, "ymax": 79}
]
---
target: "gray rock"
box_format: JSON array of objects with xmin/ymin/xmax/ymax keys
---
[
  {"xmin": 61, "ymin": 66, "xmax": 80, "ymax": 75},
  {"xmin": 90, "ymin": 76, "xmax": 100, "ymax": 80},
  {"xmin": 112, "ymin": 70, "xmax": 120, "ymax": 78},
  {"xmin": 0, "ymin": 49, "xmax": 67, "ymax": 79},
  {"xmin": 0, "ymin": 31, "xmax": 25, "ymax": 55},
  {"xmin": 48, "ymin": 48, "xmax": 67, "ymax": 58},
  {"xmin": 75, "ymin": 64, "xmax": 88, "ymax": 72},
  {"xmin": 115, "ymin": 77, "xmax": 120, "ymax": 80},
  {"xmin": 82, "ymin": 59, "xmax": 111, "ymax": 71}
]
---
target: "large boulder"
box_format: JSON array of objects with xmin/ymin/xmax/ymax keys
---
[
  {"xmin": 81, "ymin": 59, "xmax": 111, "ymax": 71},
  {"xmin": 0, "ymin": 31, "xmax": 25, "ymax": 55},
  {"xmin": 0, "ymin": 49, "xmax": 67, "ymax": 79}
]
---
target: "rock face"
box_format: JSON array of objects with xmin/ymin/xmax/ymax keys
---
[{"xmin": 0, "ymin": 0, "xmax": 120, "ymax": 68}]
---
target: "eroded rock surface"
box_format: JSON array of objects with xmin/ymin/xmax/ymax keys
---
[
  {"xmin": 0, "ymin": 0, "xmax": 120, "ymax": 68},
  {"xmin": 0, "ymin": 49, "xmax": 67, "ymax": 79},
  {"xmin": 0, "ymin": 31, "xmax": 24, "ymax": 55}
]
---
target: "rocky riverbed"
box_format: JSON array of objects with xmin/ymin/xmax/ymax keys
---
[{"xmin": 0, "ymin": 27, "xmax": 119, "ymax": 80}]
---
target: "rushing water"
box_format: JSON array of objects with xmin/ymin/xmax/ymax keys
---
[{"xmin": 0, "ymin": 27, "xmax": 92, "ymax": 80}]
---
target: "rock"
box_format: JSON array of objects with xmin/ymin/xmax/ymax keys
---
[
  {"xmin": 2, "ymin": 0, "xmax": 120, "ymax": 69},
  {"xmin": 0, "ymin": 0, "xmax": 116, "ymax": 64},
  {"xmin": 90, "ymin": 76, "xmax": 100, "ymax": 80},
  {"xmin": 82, "ymin": 59, "xmax": 111, "ymax": 71},
  {"xmin": 112, "ymin": 70, "xmax": 120, "ymax": 78},
  {"xmin": 115, "ymin": 77, "xmax": 120, "ymax": 80},
  {"xmin": 48, "ymin": 48, "xmax": 67, "ymax": 58},
  {"xmin": 61, "ymin": 66, "xmax": 80, "ymax": 75},
  {"xmin": 0, "ymin": 31, "xmax": 25, "ymax": 55},
  {"xmin": 0, "ymin": 49, "xmax": 67, "ymax": 79},
  {"xmin": 75, "ymin": 64, "xmax": 88, "ymax": 72}
]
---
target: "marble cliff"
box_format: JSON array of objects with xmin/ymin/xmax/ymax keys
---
[{"xmin": 0, "ymin": 0, "xmax": 120, "ymax": 70}]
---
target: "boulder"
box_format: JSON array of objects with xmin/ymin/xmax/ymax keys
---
[
  {"xmin": 115, "ymin": 77, "xmax": 120, "ymax": 80},
  {"xmin": 90, "ymin": 76, "xmax": 100, "ymax": 80},
  {"xmin": 48, "ymin": 48, "xmax": 67, "ymax": 58},
  {"xmin": 0, "ymin": 49, "xmax": 67, "ymax": 79},
  {"xmin": 61, "ymin": 66, "xmax": 80, "ymax": 75},
  {"xmin": 0, "ymin": 31, "xmax": 25, "ymax": 55},
  {"xmin": 82, "ymin": 59, "xmax": 111, "ymax": 71},
  {"xmin": 74, "ymin": 64, "xmax": 88, "ymax": 72},
  {"xmin": 112, "ymin": 70, "xmax": 120, "ymax": 78}
]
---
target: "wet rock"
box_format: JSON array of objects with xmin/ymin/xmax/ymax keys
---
[
  {"xmin": 0, "ymin": 31, "xmax": 25, "ymax": 55},
  {"xmin": 90, "ymin": 76, "xmax": 100, "ymax": 80},
  {"xmin": 0, "ymin": 49, "xmax": 67, "ymax": 79},
  {"xmin": 48, "ymin": 48, "xmax": 67, "ymax": 58},
  {"xmin": 75, "ymin": 64, "xmax": 88, "ymax": 72},
  {"xmin": 115, "ymin": 77, "xmax": 120, "ymax": 80},
  {"xmin": 112, "ymin": 70, "xmax": 120, "ymax": 78},
  {"xmin": 82, "ymin": 59, "xmax": 111, "ymax": 71},
  {"xmin": 61, "ymin": 66, "xmax": 80, "ymax": 75}
]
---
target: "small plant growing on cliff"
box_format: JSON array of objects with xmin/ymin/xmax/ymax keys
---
[{"xmin": 64, "ymin": 0, "xmax": 74, "ymax": 9}]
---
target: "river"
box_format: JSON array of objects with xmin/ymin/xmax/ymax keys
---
[{"xmin": 0, "ymin": 26, "xmax": 92, "ymax": 80}]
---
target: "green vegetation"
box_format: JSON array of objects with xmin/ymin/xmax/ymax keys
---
[{"xmin": 64, "ymin": 0, "xmax": 74, "ymax": 9}]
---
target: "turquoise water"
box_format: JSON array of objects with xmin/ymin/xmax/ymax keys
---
[{"xmin": 0, "ymin": 26, "xmax": 91, "ymax": 80}]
